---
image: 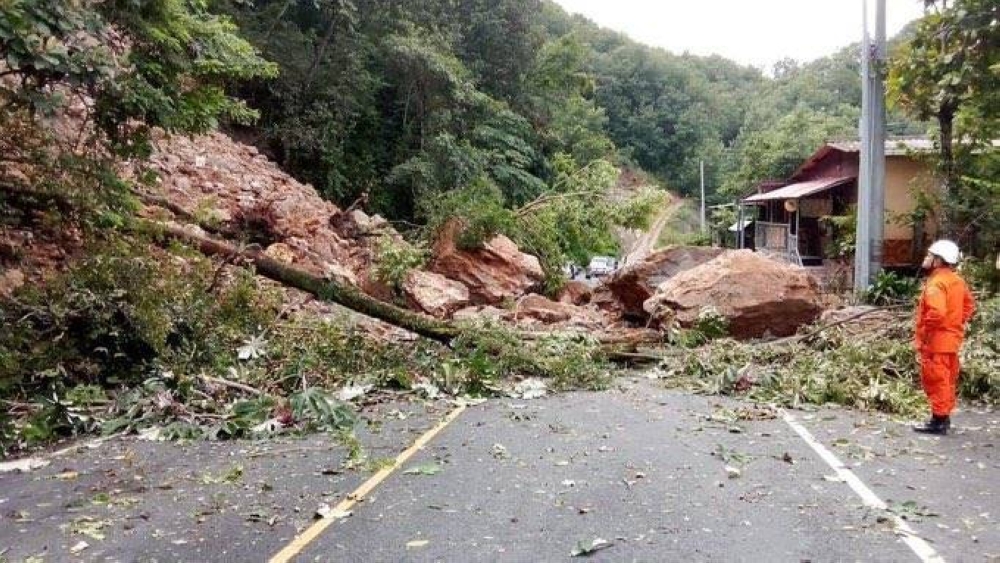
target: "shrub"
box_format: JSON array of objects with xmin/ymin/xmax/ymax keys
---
[
  {"xmin": 372, "ymin": 235, "xmax": 428, "ymax": 293},
  {"xmin": 862, "ymin": 270, "xmax": 920, "ymax": 306}
]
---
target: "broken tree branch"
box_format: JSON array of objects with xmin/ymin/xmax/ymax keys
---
[
  {"xmin": 516, "ymin": 190, "xmax": 600, "ymax": 217},
  {"xmin": 198, "ymin": 374, "xmax": 264, "ymax": 396},
  {"xmin": 762, "ymin": 305, "xmax": 910, "ymax": 347}
]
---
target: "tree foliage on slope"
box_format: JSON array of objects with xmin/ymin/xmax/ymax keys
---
[
  {"xmin": 1, "ymin": 0, "xmax": 276, "ymax": 156},
  {"xmin": 219, "ymin": 0, "xmax": 656, "ymax": 276},
  {"xmin": 0, "ymin": 0, "xmax": 277, "ymax": 232}
]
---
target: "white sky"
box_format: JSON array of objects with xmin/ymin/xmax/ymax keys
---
[{"xmin": 551, "ymin": 0, "xmax": 927, "ymax": 70}]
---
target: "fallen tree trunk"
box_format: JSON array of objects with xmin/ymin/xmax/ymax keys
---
[
  {"xmin": 143, "ymin": 220, "xmax": 665, "ymax": 350},
  {"xmin": 145, "ymin": 221, "xmax": 462, "ymax": 344}
]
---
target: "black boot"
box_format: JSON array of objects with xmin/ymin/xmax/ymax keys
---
[{"xmin": 914, "ymin": 415, "xmax": 950, "ymax": 435}]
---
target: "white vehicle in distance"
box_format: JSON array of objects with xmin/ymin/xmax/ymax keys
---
[{"xmin": 586, "ymin": 256, "xmax": 617, "ymax": 279}]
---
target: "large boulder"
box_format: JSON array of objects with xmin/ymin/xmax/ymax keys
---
[
  {"xmin": 605, "ymin": 246, "xmax": 726, "ymax": 318},
  {"xmin": 452, "ymin": 305, "xmax": 506, "ymax": 322},
  {"xmin": 504, "ymin": 294, "xmax": 609, "ymax": 328},
  {"xmin": 430, "ymin": 221, "xmax": 544, "ymax": 305},
  {"xmin": 556, "ymin": 280, "xmax": 592, "ymax": 306},
  {"xmin": 509, "ymin": 294, "xmax": 574, "ymax": 323},
  {"xmin": 402, "ymin": 270, "xmax": 470, "ymax": 318},
  {"xmin": 643, "ymin": 250, "xmax": 823, "ymax": 339}
]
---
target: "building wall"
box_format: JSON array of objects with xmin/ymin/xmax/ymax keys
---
[
  {"xmin": 884, "ymin": 156, "xmax": 936, "ymax": 239},
  {"xmin": 750, "ymin": 146, "xmax": 941, "ymax": 266},
  {"xmin": 799, "ymin": 150, "xmax": 938, "ymax": 265}
]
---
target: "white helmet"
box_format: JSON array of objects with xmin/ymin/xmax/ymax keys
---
[{"xmin": 928, "ymin": 239, "xmax": 961, "ymax": 265}]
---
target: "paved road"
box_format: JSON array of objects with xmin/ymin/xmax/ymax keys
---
[{"xmin": 2, "ymin": 381, "xmax": 998, "ymax": 562}]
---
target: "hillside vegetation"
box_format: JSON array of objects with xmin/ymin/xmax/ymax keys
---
[{"xmin": 1, "ymin": 0, "xmax": 998, "ymax": 456}]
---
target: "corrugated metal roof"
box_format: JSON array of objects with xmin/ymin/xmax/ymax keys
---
[
  {"xmin": 827, "ymin": 138, "xmax": 936, "ymax": 156},
  {"xmin": 827, "ymin": 138, "xmax": 1000, "ymax": 156},
  {"xmin": 743, "ymin": 176, "xmax": 854, "ymax": 203}
]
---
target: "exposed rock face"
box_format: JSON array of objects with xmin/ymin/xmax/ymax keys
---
[
  {"xmin": 605, "ymin": 246, "xmax": 726, "ymax": 318},
  {"xmin": 556, "ymin": 280, "xmax": 592, "ymax": 306},
  {"xmin": 142, "ymin": 131, "xmax": 386, "ymax": 292},
  {"xmin": 402, "ymin": 270, "xmax": 470, "ymax": 318},
  {"xmin": 0, "ymin": 268, "xmax": 25, "ymax": 298},
  {"xmin": 643, "ymin": 250, "xmax": 823, "ymax": 339},
  {"xmin": 430, "ymin": 221, "xmax": 544, "ymax": 305},
  {"xmin": 264, "ymin": 243, "xmax": 296, "ymax": 264}
]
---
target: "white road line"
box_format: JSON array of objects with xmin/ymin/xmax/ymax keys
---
[{"xmin": 781, "ymin": 409, "xmax": 945, "ymax": 563}]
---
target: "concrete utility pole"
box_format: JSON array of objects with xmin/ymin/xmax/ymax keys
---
[
  {"xmin": 699, "ymin": 160, "xmax": 706, "ymax": 233},
  {"xmin": 855, "ymin": 0, "xmax": 887, "ymax": 291}
]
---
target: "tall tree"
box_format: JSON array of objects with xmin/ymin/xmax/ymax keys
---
[{"xmin": 889, "ymin": 0, "xmax": 1000, "ymax": 235}]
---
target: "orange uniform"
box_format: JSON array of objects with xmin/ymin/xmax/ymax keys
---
[{"xmin": 914, "ymin": 267, "xmax": 976, "ymax": 416}]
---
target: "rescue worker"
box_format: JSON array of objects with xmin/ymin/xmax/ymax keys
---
[{"xmin": 913, "ymin": 239, "xmax": 976, "ymax": 435}]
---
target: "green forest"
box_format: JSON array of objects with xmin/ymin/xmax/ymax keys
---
[
  {"xmin": 216, "ymin": 0, "xmax": 917, "ymax": 213},
  {"xmin": 213, "ymin": 0, "xmax": 1000, "ymax": 250},
  {"xmin": 1, "ymin": 0, "xmax": 999, "ymax": 454}
]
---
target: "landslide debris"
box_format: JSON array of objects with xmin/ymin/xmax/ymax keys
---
[{"xmin": 643, "ymin": 250, "xmax": 823, "ymax": 339}]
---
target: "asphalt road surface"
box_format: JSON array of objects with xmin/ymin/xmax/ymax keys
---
[{"xmin": 2, "ymin": 380, "xmax": 998, "ymax": 562}]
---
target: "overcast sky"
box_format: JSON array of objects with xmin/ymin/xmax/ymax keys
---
[{"xmin": 551, "ymin": 0, "xmax": 927, "ymax": 70}]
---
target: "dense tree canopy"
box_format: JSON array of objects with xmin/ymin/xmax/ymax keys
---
[
  {"xmin": 4, "ymin": 0, "xmax": 965, "ymax": 254},
  {"xmin": 889, "ymin": 0, "xmax": 1000, "ymax": 250}
]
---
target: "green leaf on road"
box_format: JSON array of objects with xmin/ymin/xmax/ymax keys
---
[
  {"xmin": 570, "ymin": 538, "xmax": 612, "ymax": 557},
  {"xmin": 403, "ymin": 463, "xmax": 442, "ymax": 476}
]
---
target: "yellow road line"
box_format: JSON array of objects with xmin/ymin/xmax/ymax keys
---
[{"xmin": 269, "ymin": 403, "xmax": 469, "ymax": 563}]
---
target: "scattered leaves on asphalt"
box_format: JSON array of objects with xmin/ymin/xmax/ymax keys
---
[
  {"xmin": 403, "ymin": 463, "xmax": 442, "ymax": 476},
  {"xmin": 315, "ymin": 503, "xmax": 352, "ymax": 520},
  {"xmin": 570, "ymin": 538, "xmax": 612, "ymax": 557},
  {"xmin": 889, "ymin": 500, "xmax": 939, "ymax": 520},
  {"xmin": 712, "ymin": 444, "xmax": 751, "ymax": 466},
  {"xmin": 200, "ymin": 464, "xmax": 244, "ymax": 484},
  {"xmin": 66, "ymin": 517, "xmax": 109, "ymax": 540},
  {"xmin": 69, "ymin": 540, "xmax": 90, "ymax": 554},
  {"xmin": 491, "ymin": 443, "xmax": 510, "ymax": 460}
]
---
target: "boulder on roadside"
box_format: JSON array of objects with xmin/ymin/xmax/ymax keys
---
[
  {"xmin": 452, "ymin": 305, "xmax": 506, "ymax": 322},
  {"xmin": 509, "ymin": 294, "xmax": 574, "ymax": 323},
  {"xmin": 402, "ymin": 270, "xmax": 470, "ymax": 318},
  {"xmin": 643, "ymin": 250, "xmax": 822, "ymax": 339},
  {"xmin": 429, "ymin": 220, "xmax": 544, "ymax": 305},
  {"xmin": 502, "ymin": 294, "xmax": 611, "ymax": 328},
  {"xmin": 556, "ymin": 280, "xmax": 592, "ymax": 306},
  {"xmin": 605, "ymin": 246, "xmax": 726, "ymax": 318},
  {"xmin": 589, "ymin": 285, "xmax": 625, "ymax": 318}
]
